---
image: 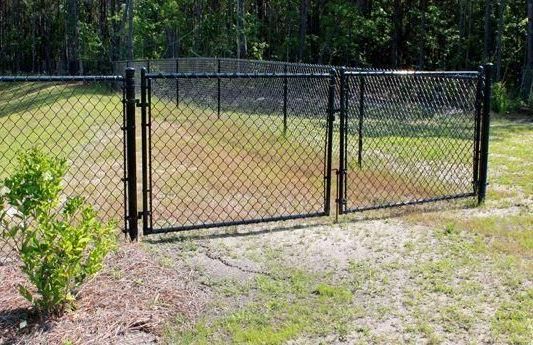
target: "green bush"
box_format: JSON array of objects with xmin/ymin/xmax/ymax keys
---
[
  {"xmin": 492, "ymin": 82, "xmax": 510, "ymax": 114},
  {"xmin": 0, "ymin": 148, "xmax": 116, "ymax": 315}
]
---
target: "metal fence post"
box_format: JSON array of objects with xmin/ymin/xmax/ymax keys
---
[
  {"xmin": 125, "ymin": 67, "xmax": 138, "ymax": 240},
  {"xmin": 140, "ymin": 68, "xmax": 149, "ymax": 235},
  {"xmin": 357, "ymin": 75, "xmax": 365, "ymax": 168},
  {"xmin": 146, "ymin": 59, "xmax": 151, "ymax": 73},
  {"xmin": 338, "ymin": 68, "xmax": 346, "ymax": 216},
  {"xmin": 217, "ymin": 58, "xmax": 221, "ymax": 119},
  {"xmin": 473, "ymin": 66, "xmax": 484, "ymax": 193},
  {"xmin": 324, "ymin": 69, "xmax": 336, "ymax": 215},
  {"xmin": 283, "ymin": 63, "xmax": 288, "ymax": 136},
  {"xmin": 175, "ymin": 58, "xmax": 180, "ymax": 107},
  {"xmin": 478, "ymin": 63, "xmax": 493, "ymax": 204}
]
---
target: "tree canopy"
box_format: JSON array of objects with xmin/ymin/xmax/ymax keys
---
[{"xmin": 0, "ymin": 0, "xmax": 531, "ymax": 94}]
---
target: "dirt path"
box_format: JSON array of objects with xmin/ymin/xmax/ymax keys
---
[{"xmin": 143, "ymin": 199, "xmax": 531, "ymax": 344}]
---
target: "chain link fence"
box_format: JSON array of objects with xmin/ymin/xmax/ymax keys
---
[
  {"xmin": 0, "ymin": 76, "xmax": 126, "ymax": 264},
  {"xmin": 1, "ymin": 58, "xmax": 491, "ymax": 254},
  {"xmin": 141, "ymin": 72, "xmax": 335, "ymax": 233},
  {"xmin": 339, "ymin": 71, "xmax": 484, "ymax": 213}
]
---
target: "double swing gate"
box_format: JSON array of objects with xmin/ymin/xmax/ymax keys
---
[{"xmin": 123, "ymin": 65, "xmax": 492, "ymax": 239}]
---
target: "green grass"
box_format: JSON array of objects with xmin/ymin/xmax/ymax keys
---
[
  {"xmin": 163, "ymin": 270, "xmax": 359, "ymax": 345},
  {"xmin": 0, "ymin": 82, "xmax": 122, "ymax": 179}
]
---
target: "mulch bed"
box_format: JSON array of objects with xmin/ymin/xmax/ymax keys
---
[{"xmin": 0, "ymin": 244, "xmax": 203, "ymax": 344}]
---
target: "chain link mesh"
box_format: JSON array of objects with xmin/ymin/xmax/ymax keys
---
[
  {"xmin": 145, "ymin": 74, "xmax": 332, "ymax": 232},
  {"xmin": 0, "ymin": 77, "xmax": 125, "ymax": 264},
  {"xmin": 341, "ymin": 72, "xmax": 481, "ymax": 212}
]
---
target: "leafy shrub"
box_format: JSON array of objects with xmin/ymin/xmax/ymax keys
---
[
  {"xmin": 492, "ymin": 82, "xmax": 510, "ymax": 114},
  {"xmin": 0, "ymin": 148, "xmax": 116, "ymax": 315}
]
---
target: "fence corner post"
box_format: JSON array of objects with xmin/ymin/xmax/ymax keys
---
[
  {"xmin": 125, "ymin": 67, "xmax": 138, "ymax": 240},
  {"xmin": 478, "ymin": 63, "xmax": 493, "ymax": 205}
]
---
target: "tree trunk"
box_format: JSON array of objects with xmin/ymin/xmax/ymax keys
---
[
  {"xmin": 65, "ymin": 0, "xmax": 81, "ymax": 75},
  {"xmin": 391, "ymin": 0, "xmax": 401, "ymax": 67},
  {"xmin": 483, "ymin": 0, "xmax": 492, "ymax": 62},
  {"xmin": 298, "ymin": 0, "xmax": 309, "ymax": 62},
  {"xmin": 495, "ymin": 0, "xmax": 505, "ymax": 80},
  {"xmin": 126, "ymin": 0, "xmax": 134, "ymax": 60},
  {"xmin": 521, "ymin": 0, "xmax": 533, "ymax": 99},
  {"xmin": 237, "ymin": 0, "xmax": 247, "ymax": 59},
  {"xmin": 417, "ymin": 0, "xmax": 427, "ymax": 69}
]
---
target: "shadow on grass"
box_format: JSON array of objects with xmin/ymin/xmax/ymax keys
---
[
  {"xmin": 0, "ymin": 82, "xmax": 119, "ymax": 119},
  {"xmin": 144, "ymin": 199, "xmax": 477, "ymax": 244}
]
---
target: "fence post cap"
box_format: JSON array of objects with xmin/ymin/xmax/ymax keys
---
[{"xmin": 125, "ymin": 67, "xmax": 135, "ymax": 77}]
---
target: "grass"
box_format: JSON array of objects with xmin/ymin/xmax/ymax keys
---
[{"xmin": 0, "ymin": 82, "xmax": 125, "ymax": 225}]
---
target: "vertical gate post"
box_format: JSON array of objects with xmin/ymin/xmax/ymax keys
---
[
  {"xmin": 324, "ymin": 69, "xmax": 336, "ymax": 215},
  {"xmin": 140, "ymin": 68, "xmax": 149, "ymax": 235},
  {"xmin": 473, "ymin": 66, "xmax": 484, "ymax": 193},
  {"xmin": 217, "ymin": 58, "xmax": 221, "ymax": 119},
  {"xmin": 125, "ymin": 67, "xmax": 138, "ymax": 240},
  {"xmin": 283, "ymin": 63, "xmax": 288, "ymax": 136},
  {"xmin": 175, "ymin": 58, "xmax": 180, "ymax": 107},
  {"xmin": 478, "ymin": 63, "xmax": 493, "ymax": 204},
  {"xmin": 338, "ymin": 68, "xmax": 347, "ymax": 216},
  {"xmin": 357, "ymin": 75, "xmax": 365, "ymax": 168}
]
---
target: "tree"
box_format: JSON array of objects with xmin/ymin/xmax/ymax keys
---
[
  {"xmin": 391, "ymin": 0, "xmax": 402, "ymax": 67},
  {"xmin": 66, "ymin": 0, "xmax": 81, "ymax": 74},
  {"xmin": 483, "ymin": 0, "xmax": 493, "ymax": 62},
  {"xmin": 298, "ymin": 0, "xmax": 309, "ymax": 61},
  {"xmin": 522, "ymin": 0, "xmax": 533, "ymax": 99},
  {"xmin": 495, "ymin": 0, "xmax": 506, "ymax": 80}
]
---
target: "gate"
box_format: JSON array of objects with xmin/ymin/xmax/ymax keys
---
[
  {"xmin": 121, "ymin": 64, "xmax": 492, "ymax": 239},
  {"xmin": 337, "ymin": 67, "xmax": 492, "ymax": 214},
  {"xmin": 138, "ymin": 69, "xmax": 336, "ymax": 234}
]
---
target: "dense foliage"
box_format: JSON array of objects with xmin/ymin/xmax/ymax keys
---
[
  {"xmin": 0, "ymin": 0, "xmax": 531, "ymax": 97},
  {"xmin": 0, "ymin": 149, "xmax": 116, "ymax": 314}
]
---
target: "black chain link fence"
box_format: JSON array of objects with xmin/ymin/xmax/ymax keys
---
[
  {"xmin": 0, "ymin": 58, "xmax": 490, "ymax": 255},
  {"xmin": 141, "ymin": 72, "xmax": 335, "ymax": 233},
  {"xmin": 339, "ymin": 71, "xmax": 484, "ymax": 213},
  {"xmin": 0, "ymin": 76, "xmax": 126, "ymax": 264}
]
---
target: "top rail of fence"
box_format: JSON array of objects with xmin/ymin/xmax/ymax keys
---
[
  {"xmin": 0, "ymin": 75, "xmax": 124, "ymax": 82},
  {"xmin": 344, "ymin": 70, "xmax": 480, "ymax": 79},
  {"xmin": 145, "ymin": 72, "xmax": 333, "ymax": 79}
]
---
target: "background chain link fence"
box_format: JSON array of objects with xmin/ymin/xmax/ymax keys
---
[{"xmin": 0, "ymin": 76, "xmax": 126, "ymax": 264}]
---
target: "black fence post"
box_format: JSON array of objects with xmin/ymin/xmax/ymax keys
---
[
  {"xmin": 338, "ymin": 68, "xmax": 346, "ymax": 216},
  {"xmin": 217, "ymin": 58, "xmax": 221, "ymax": 119},
  {"xmin": 125, "ymin": 67, "xmax": 138, "ymax": 241},
  {"xmin": 283, "ymin": 63, "xmax": 288, "ymax": 136},
  {"xmin": 146, "ymin": 59, "xmax": 151, "ymax": 73},
  {"xmin": 140, "ymin": 68, "xmax": 149, "ymax": 235},
  {"xmin": 175, "ymin": 58, "xmax": 180, "ymax": 107},
  {"xmin": 478, "ymin": 63, "xmax": 493, "ymax": 204},
  {"xmin": 473, "ymin": 66, "xmax": 484, "ymax": 193},
  {"xmin": 324, "ymin": 69, "xmax": 336, "ymax": 215},
  {"xmin": 357, "ymin": 75, "xmax": 365, "ymax": 168}
]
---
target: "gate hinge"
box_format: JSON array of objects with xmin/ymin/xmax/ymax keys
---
[
  {"xmin": 136, "ymin": 100, "xmax": 149, "ymax": 107},
  {"xmin": 137, "ymin": 211, "xmax": 144, "ymax": 219}
]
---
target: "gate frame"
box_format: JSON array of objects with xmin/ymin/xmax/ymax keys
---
[
  {"xmin": 336, "ymin": 65, "xmax": 493, "ymax": 216},
  {"xmin": 137, "ymin": 69, "xmax": 337, "ymax": 235}
]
